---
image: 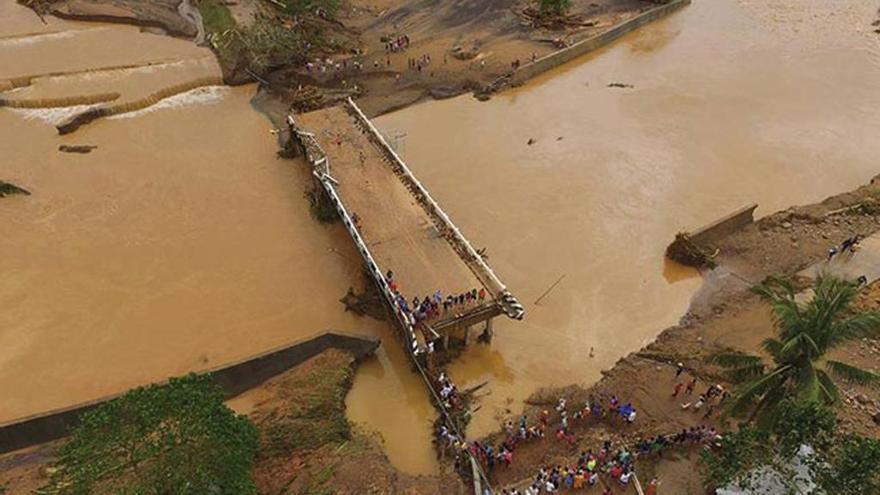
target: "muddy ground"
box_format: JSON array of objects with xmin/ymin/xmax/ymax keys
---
[
  {"xmin": 0, "ymin": 349, "xmax": 462, "ymax": 494},
  {"xmin": 279, "ymin": 0, "xmax": 659, "ymax": 115},
  {"xmin": 24, "ymin": 0, "xmax": 661, "ymax": 116},
  {"xmin": 479, "ymin": 175, "xmax": 880, "ymax": 491},
  {"xmin": 22, "ymin": 0, "xmax": 199, "ymax": 37}
]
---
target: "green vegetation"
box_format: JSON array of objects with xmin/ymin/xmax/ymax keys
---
[
  {"xmin": 277, "ymin": 0, "xmax": 343, "ymax": 19},
  {"xmin": 301, "ymin": 465, "xmax": 336, "ymax": 495},
  {"xmin": 214, "ymin": 16, "xmax": 323, "ymax": 74},
  {"xmin": 711, "ymin": 275, "xmax": 880, "ymax": 428},
  {"xmin": 699, "ymin": 401, "xmax": 880, "ymax": 494},
  {"xmin": 258, "ymin": 353, "xmax": 352, "ymax": 456},
  {"xmin": 537, "ymin": 0, "xmax": 572, "ymax": 17},
  {"xmin": 305, "ymin": 185, "xmax": 339, "ymax": 223},
  {"xmin": 196, "ymin": 0, "xmax": 321, "ymax": 74},
  {"xmin": 43, "ymin": 374, "xmax": 259, "ymax": 495},
  {"xmin": 195, "ymin": 0, "xmax": 236, "ymax": 35}
]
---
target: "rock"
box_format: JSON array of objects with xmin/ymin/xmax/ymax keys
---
[
  {"xmin": 781, "ymin": 221, "xmax": 793, "ymax": 229},
  {"xmin": 527, "ymin": 138, "xmax": 536, "ymax": 145},
  {"xmin": 856, "ymin": 394, "xmax": 871, "ymax": 405},
  {"xmin": 0, "ymin": 181, "xmax": 30, "ymax": 198},
  {"xmin": 873, "ymin": 412, "xmax": 880, "ymax": 425}
]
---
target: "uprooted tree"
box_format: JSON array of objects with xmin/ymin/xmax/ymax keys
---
[{"xmin": 43, "ymin": 373, "xmax": 260, "ymax": 495}]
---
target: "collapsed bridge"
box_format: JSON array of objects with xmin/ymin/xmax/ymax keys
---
[{"xmin": 288, "ymin": 99, "xmax": 524, "ymax": 367}]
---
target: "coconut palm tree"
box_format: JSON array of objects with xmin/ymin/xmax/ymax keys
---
[{"xmin": 712, "ymin": 274, "xmax": 880, "ymax": 428}]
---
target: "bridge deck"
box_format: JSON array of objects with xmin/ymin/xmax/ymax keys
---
[{"xmin": 296, "ymin": 106, "xmax": 494, "ymax": 329}]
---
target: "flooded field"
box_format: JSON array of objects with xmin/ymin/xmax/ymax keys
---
[{"xmin": 2, "ymin": 0, "xmax": 880, "ymax": 478}]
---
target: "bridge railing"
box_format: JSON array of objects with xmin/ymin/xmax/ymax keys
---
[
  {"xmin": 288, "ymin": 110, "xmax": 497, "ymax": 494},
  {"xmin": 343, "ymin": 98, "xmax": 525, "ymax": 321},
  {"xmin": 288, "ymin": 115, "xmax": 422, "ymax": 357}
]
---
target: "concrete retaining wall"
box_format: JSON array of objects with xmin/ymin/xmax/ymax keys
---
[
  {"xmin": 0, "ymin": 331, "xmax": 379, "ymax": 454},
  {"xmin": 506, "ymin": 0, "xmax": 691, "ymax": 87},
  {"xmin": 688, "ymin": 203, "xmax": 758, "ymax": 246}
]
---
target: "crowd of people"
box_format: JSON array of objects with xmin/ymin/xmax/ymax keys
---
[
  {"xmin": 304, "ymin": 57, "xmax": 366, "ymax": 74},
  {"xmin": 827, "ymin": 234, "xmax": 863, "ymax": 261},
  {"xmin": 436, "ymin": 393, "xmax": 647, "ymax": 490},
  {"xmin": 408, "ymin": 53, "xmax": 435, "ymax": 73},
  {"xmin": 671, "ymin": 364, "xmax": 730, "ymax": 421},
  {"xmin": 385, "ymin": 34, "xmax": 411, "ymax": 53},
  {"xmin": 301, "ymin": 29, "xmax": 546, "ymax": 84},
  {"xmin": 484, "ymin": 393, "xmax": 722, "ymax": 494},
  {"xmin": 437, "ymin": 362, "xmax": 730, "ymax": 494},
  {"xmin": 385, "ymin": 270, "xmax": 488, "ymax": 325}
]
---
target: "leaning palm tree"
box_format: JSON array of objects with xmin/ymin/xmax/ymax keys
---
[{"xmin": 711, "ymin": 274, "xmax": 880, "ymax": 428}]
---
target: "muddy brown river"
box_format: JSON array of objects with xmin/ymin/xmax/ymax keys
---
[{"xmin": 2, "ymin": 0, "xmax": 880, "ymax": 476}]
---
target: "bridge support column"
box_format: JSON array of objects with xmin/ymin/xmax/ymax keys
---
[{"xmin": 481, "ymin": 318, "xmax": 494, "ymax": 344}]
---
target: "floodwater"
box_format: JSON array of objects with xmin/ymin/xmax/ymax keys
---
[
  {"xmin": 3, "ymin": 0, "xmax": 880, "ymax": 479},
  {"xmin": 374, "ymin": 0, "xmax": 880, "ymax": 437},
  {"xmin": 0, "ymin": 0, "xmax": 438, "ymax": 474}
]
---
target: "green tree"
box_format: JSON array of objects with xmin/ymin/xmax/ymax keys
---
[
  {"xmin": 711, "ymin": 275, "xmax": 880, "ymax": 427},
  {"xmin": 537, "ymin": 0, "xmax": 571, "ymax": 17},
  {"xmin": 700, "ymin": 402, "xmax": 880, "ymax": 494},
  {"xmin": 819, "ymin": 435, "xmax": 880, "ymax": 495},
  {"xmin": 44, "ymin": 374, "xmax": 259, "ymax": 495},
  {"xmin": 698, "ymin": 425, "xmax": 775, "ymax": 491}
]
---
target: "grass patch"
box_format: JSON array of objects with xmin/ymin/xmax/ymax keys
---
[
  {"xmin": 278, "ymin": 0, "xmax": 342, "ymax": 19},
  {"xmin": 300, "ymin": 465, "xmax": 336, "ymax": 495},
  {"xmin": 258, "ymin": 353, "xmax": 353, "ymax": 457},
  {"xmin": 195, "ymin": 0, "xmax": 236, "ymax": 36}
]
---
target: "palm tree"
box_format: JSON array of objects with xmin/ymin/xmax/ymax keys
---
[{"xmin": 712, "ymin": 274, "xmax": 880, "ymax": 428}]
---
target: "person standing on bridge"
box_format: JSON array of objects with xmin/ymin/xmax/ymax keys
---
[{"xmin": 479, "ymin": 288, "xmax": 486, "ymax": 301}]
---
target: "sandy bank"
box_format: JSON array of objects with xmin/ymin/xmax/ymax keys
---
[{"xmin": 480, "ymin": 175, "xmax": 880, "ymax": 490}]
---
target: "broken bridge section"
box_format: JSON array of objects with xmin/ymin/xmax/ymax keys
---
[{"xmin": 288, "ymin": 99, "xmax": 524, "ymax": 360}]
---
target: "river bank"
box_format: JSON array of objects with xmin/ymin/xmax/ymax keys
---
[
  {"xmin": 0, "ymin": 348, "xmax": 461, "ymax": 494},
  {"xmin": 478, "ymin": 176, "xmax": 880, "ymax": 491},
  {"xmin": 6, "ymin": 0, "xmax": 880, "ymax": 486},
  {"xmin": 21, "ymin": 0, "xmax": 679, "ymax": 117}
]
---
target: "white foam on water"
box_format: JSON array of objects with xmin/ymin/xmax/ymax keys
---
[
  {"xmin": 108, "ymin": 85, "xmax": 230, "ymax": 120},
  {"xmin": 0, "ymin": 27, "xmax": 109, "ymax": 48},
  {"xmin": 71, "ymin": 57, "xmax": 215, "ymax": 83},
  {"xmin": 7, "ymin": 103, "xmax": 101, "ymax": 126}
]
